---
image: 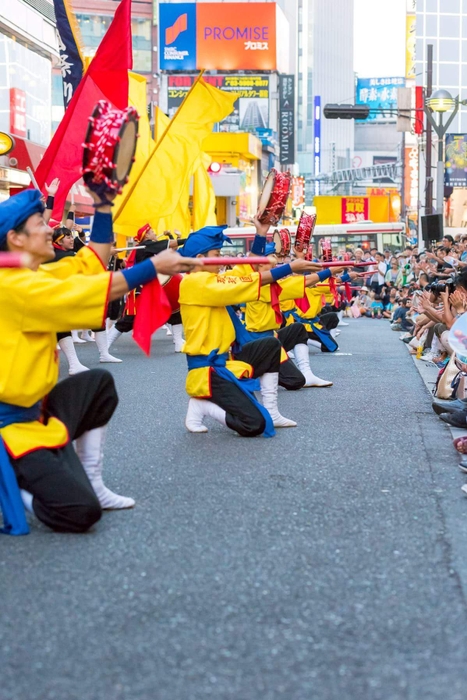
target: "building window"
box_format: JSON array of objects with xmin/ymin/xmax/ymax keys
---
[
  {"xmin": 0, "ymin": 35, "xmax": 51, "ymax": 145},
  {"xmin": 76, "ymin": 14, "xmax": 152, "ymax": 73}
]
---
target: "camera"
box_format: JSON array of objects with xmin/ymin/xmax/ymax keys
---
[{"xmin": 426, "ymin": 277, "xmax": 457, "ymax": 295}]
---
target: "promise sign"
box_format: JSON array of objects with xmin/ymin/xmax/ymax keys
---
[{"xmin": 159, "ymin": 2, "xmax": 278, "ymax": 71}]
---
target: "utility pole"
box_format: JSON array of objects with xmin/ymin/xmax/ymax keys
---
[{"xmin": 425, "ymin": 44, "xmax": 433, "ymax": 215}]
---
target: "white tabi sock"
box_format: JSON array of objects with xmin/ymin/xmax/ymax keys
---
[
  {"xmin": 20, "ymin": 489, "xmax": 34, "ymax": 514},
  {"xmin": 58, "ymin": 336, "xmax": 89, "ymax": 375},
  {"xmin": 95, "ymin": 331, "xmax": 122, "ymax": 363},
  {"xmin": 259, "ymin": 372, "xmax": 297, "ymax": 428},
  {"xmin": 75, "ymin": 426, "xmax": 135, "ymax": 510},
  {"xmin": 185, "ymin": 399, "xmax": 226, "ymax": 433}
]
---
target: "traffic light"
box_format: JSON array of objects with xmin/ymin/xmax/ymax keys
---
[{"xmin": 323, "ymin": 104, "xmax": 370, "ymax": 120}]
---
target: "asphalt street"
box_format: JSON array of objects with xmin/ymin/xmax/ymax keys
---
[{"xmin": 2, "ymin": 319, "xmax": 467, "ymax": 700}]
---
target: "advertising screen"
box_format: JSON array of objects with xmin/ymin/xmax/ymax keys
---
[
  {"xmin": 445, "ymin": 134, "xmax": 467, "ymax": 188},
  {"xmin": 356, "ymin": 78, "xmax": 405, "ymax": 122},
  {"xmin": 167, "ymin": 74, "xmax": 270, "ymax": 132},
  {"xmin": 159, "ymin": 2, "xmax": 277, "ymax": 71}
]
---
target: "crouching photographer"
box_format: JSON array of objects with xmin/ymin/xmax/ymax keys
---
[{"xmin": 418, "ymin": 273, "xmax": 467, "ymax": 365}]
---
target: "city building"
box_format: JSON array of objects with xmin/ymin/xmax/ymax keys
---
[
  {"xmin": 296, "ymin": 0, "xmax": 355, "ymax": 200},
  {"xmin": 415, "ymin": 0, "xmax": 467, "ymax": 226},
  {"xmin": 49, "ymin": 0, "xmax": 156, "ymax": 130},
  {"xmin": 0, "ymin": 0, "xmax": 58, "ymax": 199}
]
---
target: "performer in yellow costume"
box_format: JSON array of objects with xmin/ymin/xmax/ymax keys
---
[
  {"xmin": 229, "ymin": 240, "xmax": 347, "ymax": 389},
  {"xmin": 179, "ymin": 224, "xmax": 320, "ymax": 436},
  {"xmin": 0, "ymin": 189, "xmax": 197, "ymax": 535},
  {"xmin": 284, "ymin": 283, "xmax": 342, "ymax": 352}
]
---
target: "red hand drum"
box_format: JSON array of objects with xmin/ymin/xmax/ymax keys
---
[
  {"xmin": 294, "ymin": 212, "xmax": 317, "ymax": 253},
  {"xmin": 273, "ymin": 228, "xmax": 291, "ymax": 258},
  {"xmin": 257, "ymin": 169, "xmax": 292, "ymax": 226},
  {"xmin": 82, "ymin": 100, "xmax": 139, "ymax": 196},
  {"xmin": 157, "ymin": 273, "xmax": 182, "ymax": 313}
]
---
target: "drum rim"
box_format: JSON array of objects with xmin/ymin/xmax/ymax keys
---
[{"xmin": 112, "ymin": 115, "xmax": 138, "ymax": 186}]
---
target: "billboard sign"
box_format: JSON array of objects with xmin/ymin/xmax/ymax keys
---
[
  {"xmin": 341, "ymin": 197, "xmax": 369, "ymax": 224},
  {"xmin": 10, "ymin": 88, "xmax": 26, "ymax": 138},
  {"xmin": 356, "ymin": 78, "xmax": 405, "ymax": 122},
  {"xmin": 279, "ymin": 75, "xmax": 294, "ymax": 165},
  {"xmin": 314, "ymin": 96, "xmax": 321, "ymax": 195},
  {"xmin": 159, "ymin": 3, "xmax": 197, "ymax": 71},
  {"xmin": 405, "ymin": 12, "xmax": 416, "ymax": 80},
  {"xmin": 445, "ymin": 134, "xmax": 467, "ymax": 187},
  {"xmin": 159, "ymin": 2, "xmax": 277, "ymax": 71},
  {"xmin": 167, "ymin": 74, "xmax": 270, "ymax": 132}
]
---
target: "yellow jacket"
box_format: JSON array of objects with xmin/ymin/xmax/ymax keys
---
[{"xmin": 0, "ymin": 247, "xmax": 111, "ymax": 457}]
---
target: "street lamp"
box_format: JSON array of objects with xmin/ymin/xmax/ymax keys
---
[{"xmin": 424, "ymin": 89, "xmax": 459, "ymax": 215}]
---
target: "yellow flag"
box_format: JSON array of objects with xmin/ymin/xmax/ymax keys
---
[
  {"xmin": 113, "ymin": 72, "xmax": 154, "ymax": 238},
  {"xmin": 113, "ymin": 75, "xmax": 237, "ymax": 232},
  {"xmin": 152, "ymin": 109, "xmax": 192, "ymax": 237},
  {"xmin": 192, "ymin": 153, "xmax": 217, "ymax": 230}
]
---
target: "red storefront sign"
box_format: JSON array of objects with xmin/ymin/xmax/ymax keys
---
[
  {"xmin": 341, "ymin": 197, "xmax": 369, "ymax": 224},
  {"xmin": 291, "ymin": 176, "xmax": 305, "ymax": 207},
  {"xmin": 10, "ymin": 88, "xmax": 26, "ymax": 138}
]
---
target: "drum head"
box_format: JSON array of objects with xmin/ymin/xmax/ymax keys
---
[
  {"xmin": 257, "ymin": 170, "xmax": 276, "ymax": 216},
  {"xmin": 273, "ymin": 230, "xmax": 282, "ymax": 254},
  {"xmin": 115, "ymin": 118, "xmax": 138, "ymax": 184}
]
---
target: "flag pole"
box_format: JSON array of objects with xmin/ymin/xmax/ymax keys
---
[{"xmin": 114, "ymin": 69, "xmax": 206, "ymax": 222}]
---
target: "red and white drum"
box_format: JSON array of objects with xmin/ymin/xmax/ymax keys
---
[
  {"xmin": 294, "ymin": 212, "xmax": 317, "ymax": 254},
  {"xmin": 157, "ymin": 273, "xmax": 183, "ymax": 313},
  {"xmin": 273, "ymin": 228, "xmax": 291, "ymax": 258},
  {"xmin": 257, "ymin": 169, "xmax": 292, "ymax": 226},
  {"xmin": 82, "ymin": 100, "xmax": 139, "ymax": 195}
]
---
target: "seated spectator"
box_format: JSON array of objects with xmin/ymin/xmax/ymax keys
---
[
  {"xmin": 391, "ymin": 298, "xmax": 413, "ymax": 332},
  {"xmin": 353, "ymin": 286, "xmax": 371, "ymax": 316},
  {"xmin": 370, "ymin": 294, "xmax": 384, "ymax": 318}
]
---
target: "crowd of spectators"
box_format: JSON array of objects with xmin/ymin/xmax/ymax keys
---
[{"xmin": 340, "ymin": 235, "xmax": 467, "ymax": 369}]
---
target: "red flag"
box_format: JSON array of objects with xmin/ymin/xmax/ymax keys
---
[
  {"xmin": 133, "ymin": 280, "xmax": 172, "ymax": 356},
  {"xmin": 35, "ymin": 0, "xmax": 132, "ymax": 218}
]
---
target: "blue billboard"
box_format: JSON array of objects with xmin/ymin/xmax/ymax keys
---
[
  {"xmin": 159, "ymin": 3, "xmax": 197, "ymax": 71},
  {"xmin": 356, "ymin": 77, "xmax": 405, "ymax": 122}
]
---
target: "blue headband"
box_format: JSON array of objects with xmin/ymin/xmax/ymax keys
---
[
  {"xmin": 265, "ymin": 242, "xmax": 276, "ymax": 256},
  {"xmin": 179, "ymin": 225, "xmax": 232, "ymax": 257},
  {"xmin": 0, "ymin": 190, "xmax": 45, "ymax": 246}
]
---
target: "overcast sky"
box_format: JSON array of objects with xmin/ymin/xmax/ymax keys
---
[{"xmin": 354, "ymin": 0, "xmax": 407, "ymax": 78}]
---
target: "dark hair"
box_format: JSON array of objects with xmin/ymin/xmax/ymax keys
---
[
  {"xmin": 0, "ymin": 219, "xmax": 28, "ymax": 252},
  {"xmin": 443, "ymin": 234, "xmax": 454, "ymax": 244},
  {"xmin": 52, "ymin": 226, "xmax": 72, "ymax": 243}
]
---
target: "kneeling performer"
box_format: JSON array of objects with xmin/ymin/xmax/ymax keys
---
[{"xmin": 179, "ymin": 226, "xmax": 319, "ymax": 436}]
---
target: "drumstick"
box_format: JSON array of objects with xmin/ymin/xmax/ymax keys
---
[
  {"xmin": 317, "ymin": 261, "xmax": 376, "ymax": 268},
  {"xmin": 199, "ymin": 256, "xmax": 272, "ymax": 265},
  {"xmin": 0, "ymin": 252, "xmax": 32, "ymax": 268},
  {"xmin": 26, "ymin": 167, "xmax": 41, "ymax": 191},
  {"xmin": 112, "ymin": 246, "xmax": 146, "ymax": 252}
]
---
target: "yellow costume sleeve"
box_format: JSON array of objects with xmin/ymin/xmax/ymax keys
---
[
  {"xmin": 180, "ymin": 271, "xmax": 261, "ymax": 307},
  {"xmin": 4, "ymin": 268, "xmax": 111, "ymax": 333},
  {"xmin": 278, "ymin": 276, "xmax": 306, "ymax": 301}
]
